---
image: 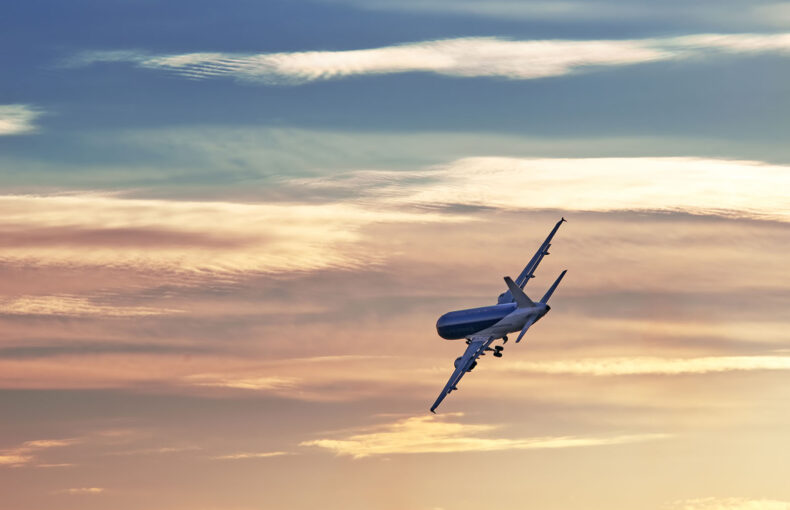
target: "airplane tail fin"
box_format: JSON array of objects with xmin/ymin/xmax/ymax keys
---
[
  {"xmin": 504, "ymin": 276, "xmax": 536, "ymax": 308},
  {"xmin": 540, "ymin": 270, "xmax": 567, "ymax": 304}
]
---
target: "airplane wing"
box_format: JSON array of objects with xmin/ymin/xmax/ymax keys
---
[
  {"xmin": 497, "ymin": 217, "xmax": 566, "ymax": 304},
  {"xmin": 430, "ymin": 335, "xmax": 495, "ymax": 413}
]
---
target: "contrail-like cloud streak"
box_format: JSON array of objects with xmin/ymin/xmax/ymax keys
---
[{"xmin": 71, "ymin": 33, "xmax": 790, "ymax": 84}]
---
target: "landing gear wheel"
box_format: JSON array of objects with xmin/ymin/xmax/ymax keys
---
[{"xmin": 494, "ymin": 351, "xmax": 503, "ymax": 358}]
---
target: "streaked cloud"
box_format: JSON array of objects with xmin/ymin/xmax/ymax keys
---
[
  {"xmin": 672, "ymin": 498, "xmax": 790, "ymax": 510},
  {"xmin": 0, "ymin": 294, "xmax": 179, "ymax": 317},
  {"xmin": 106, "ymin": 446, "xmax": 201, "ymax": 456},
  {"xmin": 300, "ymin": 413, "xmax": 668, "ymax": 458},
  {"xmin": 59, "ymin": 487, "xmax": 105, "ymax": 495},
  {"xmin": 0, "ymin": 104, "xmax": 41, "ymax": 136},
  {"xmin": 0, "ymin": 192, "xmax": 461, "ymax": 274},
  {"xmin": 0, "ymin": 453, "xmax": 33, "ymax": 466},
  {"xmin": 501, "ymin": 356, "xmax": 790, "ymax": 376},
  {"xmin": 212, "ymin": 451, "xmax": 290, "ymax": 460},
  {"xmin": 0, "ymin": 438, "xmax": 79, "ymax": 467},
  {"xmin": 186, "ymin": 375, "xmax": 299, "ymax": 391},
  {"xmin": 71, "ymin": 33, "xmax": 790, "ymax": 85},
  {"xmin": 297, "ymin": 156, "xmax": 790, "ymax": 222}
]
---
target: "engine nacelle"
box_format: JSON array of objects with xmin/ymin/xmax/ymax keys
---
[{"xmin": 454, "ymin": 357, "xmax": 477, "ymax": 372}]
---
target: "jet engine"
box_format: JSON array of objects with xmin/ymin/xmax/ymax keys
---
[{"xmin": 454, "ymin": 357, "xmax": 476, "ymax": 372}]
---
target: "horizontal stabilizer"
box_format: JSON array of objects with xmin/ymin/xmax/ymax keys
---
[
  {"xmin": 515, "ymin": 315, "xmax": 538, "ymax": 343},
  {"xmin": 504, "ymin": 276, "xmax": 536, "ymax": 308},
  {"xmin": 540, "ymin": 270, "xmax": 567, "ymax": 304}
]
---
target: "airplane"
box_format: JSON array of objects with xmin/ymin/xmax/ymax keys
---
[{"xmin": 430, "ymin": 218, "xmax": 568, "ymax": 413}]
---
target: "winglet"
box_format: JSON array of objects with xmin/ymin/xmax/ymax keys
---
[
  {"xmin": 540, "ymin": 270, "xmax": 567, "ymax": 304},
  {"xmin": 504, "ymin": 276, "xmax": 536, "ymax": 308}
]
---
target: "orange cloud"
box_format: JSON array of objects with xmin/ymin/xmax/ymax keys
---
[
  {"xmin": 499, "ymin": 355, "xmax": 790, "ymax": 376},
  {"xmin": 0, "ymin": 294, "xmax": 180, "ymax": 317},
  {"xmin": 0, "ymin": 192, "xmax": 461, "ymax": 275},
  {"xmin": 59, "ymin": 487, "xmax": 105, "ymax": 495},
  {"xmin": 0, "ymin": 438, "xmax": 79, "ymax": 468},
  {"xmin": 300, "ymin": 413, "xmax": 668, "ymax": 458},
  {"xmin": 212, "ymin": 451, "xmax": 290, "ymax": 460}
]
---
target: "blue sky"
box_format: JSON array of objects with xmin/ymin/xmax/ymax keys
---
[{"xmin": 4, "ymin": 0, "xmax": 790, "ymax": 189}]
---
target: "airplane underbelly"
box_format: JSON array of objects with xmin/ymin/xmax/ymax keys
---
[
  {"xmin": 435, "ymin": 303, "xmax": 517, "ymax": 339},
  {"xmin": 436, "ymin": 318, "xmax": 501, "ymax": 339}
]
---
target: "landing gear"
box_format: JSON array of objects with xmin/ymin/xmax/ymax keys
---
[
  {"xmin": 493, "ymin": 345, "xmax": 504, "ymax": 358},
  {"xmin": 493, "ymin": 351, "xmax": 503, "ymax": 358},
  {"xmin": 502, "ymin": 336, "xmax": 508, "ymax": 344}
]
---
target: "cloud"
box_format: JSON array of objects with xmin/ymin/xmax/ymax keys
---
[
  {"xmin": 295, "ymin": 156, "xmax": 790, "ymax": 223},
  {"xmin": 106, "ymin": 446, "xmax": 201, "ymax": 456},
  {"xmin": 300, "ymin": 413, "xmax": 668, "ymax": 458},
  {"xmin": 500, "ymin": 356, "xmax": 790, "ymax": 376},
  {"xmin": 0, "ymin": 438, "xmax": 79, "ymax": 468},
  {"xmin": 0, "ymin": 192, "xmax": 461, "ymax": 274},
  {"xmin": 671, "ymin": 498, "xmax": 790, "ymax": 510},
  {"xmin": 0, "ymin": 294, "xmax": 180, "ymax": 317},
  {"xmin": 71, "ymin": 33, "xmax": 790, "ymax": 85},
  {"xmin": 186, "ymin": 375, "xmax": 299, "ymax": 391},
  {"xmin": 59, "ymin": 487, "xmax": 105, "ymax": 495},
  {"xmin": 212, "ymin": 451, "xmax": 290, "ymax": 460},
  {"xmin": 0, "ymin": 104, "xmax": 42, "ymax": 135},
  {"xmin": 0, "ymin": 454, "xmax": 33, "ymax": 466}
]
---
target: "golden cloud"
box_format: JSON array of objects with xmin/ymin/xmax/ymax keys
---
[
  {"xmin": 499, "ymin": 356, "xmax": 790, "ymax": 376},
  {"xmin": 0, "ymin": 192, "xmax": 461, "ymax": 274},
  {"xmin": 300, "ymin": 413, "xmax": 668, "ymax": 458}
]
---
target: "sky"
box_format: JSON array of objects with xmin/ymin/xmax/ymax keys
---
[{"xmin": 1, "ymin": 1, "xmax": 790, "ymax": 509}]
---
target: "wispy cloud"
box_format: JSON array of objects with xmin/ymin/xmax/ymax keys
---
[
  {"xmin": 0, "ymin": 294, "xmax": 179, "ymax": 317},
  {"xmin": 501, "ymin": 356, "xmax": 790, "ymax": 376},
  {"xmin": 71, "ymin": 33, "xmax": 790, "ymax": 85},
  {"xmin": 0, "ymin": 104, "xmax": 42, "ymax": 135},
  {"xmin": 212, "ymin": 451, "xmax": 290, "ymax": 460},
  {"xmin": 671, "ymin": 498, "xmax": 790, "ymax": 510},
  {"xmin": 59, "ymin": 487, "xmax": 105, "ymax": 495},
  {"xmin": 106, "ymin": 446, "xmax": 201, "ymax": 456},
  {"xmin": 0, "ymin": 438, "xmax": 79, "ymax": 467},
  {"xmin": 186, "ymin": 375, "xmax": 299, "ymax": 391},
  {"xmin": 0, "ymin": 192, "xmax": 460, "ymax": 274},
  {"xmin": 296, "ymin": 156, "xmax": 790, "ymax": 223},
  {"xmin": 300, "ymin": 413, "xmax": 668, "ymax": 458}
]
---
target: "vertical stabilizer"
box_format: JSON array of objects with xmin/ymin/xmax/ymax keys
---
[{"xmin": 504, "ymin": 276, "xmax": 536, "ymax": 308}]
